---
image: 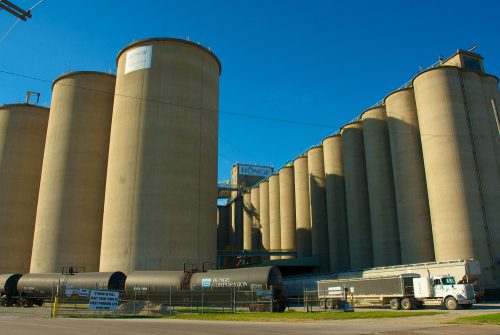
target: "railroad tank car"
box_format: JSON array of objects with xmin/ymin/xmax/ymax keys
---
[
  {"xmin": 13, "ymin": 272, "xmax": 126, "ymax": 307},
  {"xmin": 125, "ymin": 266, "xmax": 286, "ymax": 312},
  {"xmin": 0, "ymin": 274, "xmax": 22, "ymax": 306}
]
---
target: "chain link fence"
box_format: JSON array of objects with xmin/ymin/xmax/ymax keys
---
[{"xmin": 50, "ymin": 286, "xmax": 277, "ymax": 317}]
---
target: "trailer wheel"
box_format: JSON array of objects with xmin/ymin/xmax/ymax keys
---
[
  {"xmin": 390, "ymin": 299, "xmax": 401, "ymax": 310},
  {"xmin": 401, "ymin": 298, "xmax": 414, "ymax": 310},
  {"xmin": 444, "ymin": 297, "xmax": 458, "ymax": 310},
  {"xmin": 326, "ymin": 299, "xmax": 334, "ymax": 309}
]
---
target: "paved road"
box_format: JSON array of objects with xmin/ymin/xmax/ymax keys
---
[{"xmin": 0, "ymin": 305, "xmax": 499, "ymax": 335}]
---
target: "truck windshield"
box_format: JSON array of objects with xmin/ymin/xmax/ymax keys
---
[{"xmin": 442, "ymin": 277, "xmax": 456, "ymax": 285}]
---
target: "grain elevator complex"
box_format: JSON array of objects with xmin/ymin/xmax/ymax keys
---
[{"xmin": 0, "ymin": 40, "xmax": 500, "ymax": 297}]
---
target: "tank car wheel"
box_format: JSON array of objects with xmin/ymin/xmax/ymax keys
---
[
  {"xmin": 390, "ymin": 299, "xmax": 401, "ymax": 310},
  {"xmin": 461, "ymin": 303, "xmax": 472, "ymax": 309},
  {"xmin": 35, "ymin": 299, "xmax": 44, "ymax": 307},
  {"xmin": 444, "ymin": 297, "xmax": 458, "ymax": 310},
  {"xmin": 401, "ymin": 298, "xmax": 414, "ymax": 310},
  {"xmin": 26, "ymin": 299, "xmax": 34, "ymax": 308},
  {"xmin": 319, "ymin": 299, "xmax": 326, "ymax": 309},
  {"xmin": 16, "ymin": 298, "xmax": 25, "ymax": 307},
  {"xmin": 326, "ymin": 299, "xmax": 334, "ymax": 309}
]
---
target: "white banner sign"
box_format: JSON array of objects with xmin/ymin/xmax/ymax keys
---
[
  {"xmin": 125, "ymin": 45, "xmax": 152, "ymax": 74},
  {"xmin": 238, "ymin": 165, "xmax": 273, "ymax": 177},
  {"xmin": 89, "ymin": 290, "xmax": 119, "ymax": 311}
]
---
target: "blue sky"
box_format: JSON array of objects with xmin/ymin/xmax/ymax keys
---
[{"xmin": 1, "ymin": 0, "xmax": 500, "ymax": 182}]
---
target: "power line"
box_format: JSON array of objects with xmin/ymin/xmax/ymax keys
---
[
  {"xmin": 0, "ymin": 68, "xmax": 335, "ymax": 129},
  {"xmin": 0, "ymin": 0, "xmax": 46, "ymax": 44}
]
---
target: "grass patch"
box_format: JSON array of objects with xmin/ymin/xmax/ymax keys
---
[
  {"xmin": 164, "ymin": 311, "xmax": 443, "ymax": 322},
  {"xmin": 444, "ymin": 313, "xmax": 500, "ymax": 325}
]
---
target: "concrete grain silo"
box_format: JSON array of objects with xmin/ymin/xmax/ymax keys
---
[
  {"xmin": 279, "ymin": 166, "xmax": 296, "ymax": 259},
  {"xmin": 30, "ymin": 72, "xmax": 115, "ymax": 273},
  {"xmin": 360, "ymin": 106, "xmax": 401, "ymax": 267},
  {"xmin": 231, "ymin": 197, "xmax": 243, "ymax": 251},
  {"xmin": 321, "ymin": 135, "xmax": 349, "ymax": 272},
  {"xmin": 268, "ymin": 174, "xmax": 281, "ymax": 260},
  {"xmin": 461, "ymin": 70, "xmax": 500, "ymax": 285},
  {"xmin": 413, "ymin": 66, "xmax": 498, "ymax": 286},
  {"xmin": 217, "ymin": 205, "xmax": 230, "ymax": 252},
  {"xmin": 243, "ymin": 192, "xmax": 252, "ymax": 251},
  {"xmin": 99, "ymin": 38, "xmax": 221, "ymax": 273},
  {"xmin": 250, "ymin": 186, "xmax": 261, "ymax": 252},
  {"xmin": 259, "ymin": 180, "xmax": 270, "ymax": 260},
  {"xmin": 384, "ymin": 88, "xmax": 435, "ymax": 264},
  {"xmin": 293, "ymin": 156, "xmax": 312, "ymax": 258},
  {"xmin": 0, "ymin": 104, "xmax": 49, "ymax": 274},
  {"xmin": 340, "ymin": 122, "xmax": 373, "ymax": 270},
  {"xmin": 307, "ymin": 146, "xmax": 330, "ymax": 272}
]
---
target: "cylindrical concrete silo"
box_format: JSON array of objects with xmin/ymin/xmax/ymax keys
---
[
  {"xmin": 413, "ymin": 66, "xmax": 497, "ymax": 286},
  {"xmin": 259, "ymin": 180, "xmax": 270, "ymax": 260},
  {"xmin": 322, "ymin": 135, "xmax": 349, "ymax": 272},
  {"xmin": 360, "ymin": 106, "xmax": 401, "ymax": 267},
  {"xmin": 243, "ymin": 192, "xmax": 252, "ymax": 251},
  {"xmin": 384, "ymin": 88, "xmax": 435, "ymax": 264},
  {"xmin": 100, "ymin": 39, "xmax": 221, "ymax": 273},
  {"xmin": 462, "ymin": 71, "xmax": 500, "ymax": 286},
  {"xmin": 31, "ymin": 72, "xmax": 115, "ymax": 273},
  {"xmin": 482, "ymin": 75, "xmax": 500, "ymax": 280},
  {"xmin": 307, "ymin": 146, "xmax": 330, "ymax": 272},
  {"xmin": 250, "ymin": 186, "xmax": 261, "ymax": 252},
  {"xmin": 340, "ymin": 122, "xmax": 373, "ymax": 270},
  {"xmin": 231, "ymin": 197, "xmax": 243, "ymax": 251},
  {"xmin": 268, "ymin": 174, "xmax": 281, "ymax": 260},
  {"xmin": 0, "ymin": 104, "xmax": 49, "ymax": 274},
  {"xmin": 279, "ymin": 166, "xmax": 296, "ymax": 259},
  {"xmin": 293, "ymin": 156, "xmax": 312, "ymax": 258},
  {"xmin": 217, "ymin": 205, "xmax": 230, "ymax": 252}
]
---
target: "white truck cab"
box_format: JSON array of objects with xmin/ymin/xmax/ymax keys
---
[{"xmin": 413, "ymin": 275, "xmax": 475, "ymax": 310}]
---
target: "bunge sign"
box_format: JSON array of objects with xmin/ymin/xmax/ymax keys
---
[{"xmin": 238, "ymin": 164, "xmax": 273, "ymax": 177}]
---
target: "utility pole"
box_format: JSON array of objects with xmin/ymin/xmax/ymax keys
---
[{"xmin": 0, "ymin": 0, "xmax": 32, "ymax": 21}]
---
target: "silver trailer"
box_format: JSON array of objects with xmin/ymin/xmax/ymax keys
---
[{"xmin": 318, "ymin": 273, "xmax": 475, "ymax": 310}]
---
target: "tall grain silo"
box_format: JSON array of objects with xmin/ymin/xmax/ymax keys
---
[
  {"xmin": 360, "ymin": 106, "xmax": 401, "ymax": 267},
  {"xmin": 322, "ymin": 135, "xmax": 349, "ymax": 272},
  {"xmin": 340, "ymin": 122, "xmax": 373, "ymax": 270},
  {"xmin": 307, "ymin": 146, "xmax": 330, "ymax": 272},
  {"xmin": 259, "ymin": 180, "xmax": 270, "ymax": 260},
  {"xmin": 413, "ymin": 66, "xmax": 498, "ymax": 286},
  {"xmin": 250, "ymin": 186, "xmax": 261, "ymax": 252},
  {"xmin": 461, "ymin": 70, "xmax": 500, "ymax": 285},
  {"xmin": 243, "ymin": 192, "xmax": 252, "ymax": 251},
  {"xmin": 231, "ymin": 197, "xmax": 243, "ymax": 251},
  {"xmin": 217, "ymin": 205, "xmax": 230, "ymax": 252},
  {"xmin": 100, "ymin": 39, "xmax": 221, "ymax": 273},
  {"xmin": 384, "ymin": 88, "xmax": 435, "ymax": 264},
  {"xmin": 482, "ymin": 75, "xmax": 500, "ymax": 277},
  {"xmin": 279, "ymin": 166, "xmax": 296, "ymax": 259},
  {"xmin": 30, "ymin": 72, "xmax": 115, "ymax": 273},
  {"xmin": 293, "ymin": 156, "xmax": 312, "ymax": 258},
  {"xmin": 268, "ymin": 174, "xmax": 281, "ymax": 260},
  {"xmin": 0, "ymin": 104, "xmax": 49, "ymax": 274}
]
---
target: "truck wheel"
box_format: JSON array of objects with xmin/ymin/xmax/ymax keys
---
[
  {"xmin": 390, "ymin": 299, "xmax": 401, "ymax": 310},
  {"xmin": 461, "ymin": 304, "xmax": 472, "ymax": 309},
  {"xmin": 401, "ymin": 298, "xmax": 414, "ymax": 310},
  {"xmin": 444, "ymin": 297, "xmax": 458, "ymax": 310}
]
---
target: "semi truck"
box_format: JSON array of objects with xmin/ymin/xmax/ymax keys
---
[{"xmin": 317, "ymin": 273, "xmax": 475, "ymax": 310}]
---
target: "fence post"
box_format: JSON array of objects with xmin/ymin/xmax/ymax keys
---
[
  {"xmin": 169, "ymin": 285, "xmax": 172, "ymax": 315},
  {"xmin": 201, "ymin": 286, "xmax": 204, "ymax": 315},
  {"xmin": 233, "ymin": 286, "xmax": 236, "ymax": 313},
  {"xmin": 52, "ymin": 281, "xmax": 60, "ymax": 318}
]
